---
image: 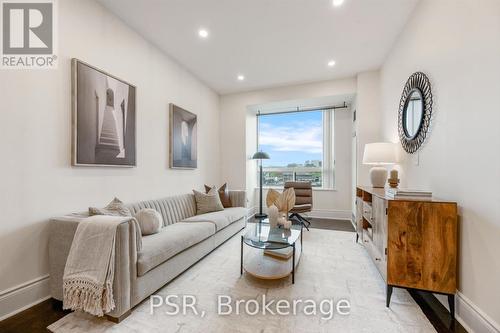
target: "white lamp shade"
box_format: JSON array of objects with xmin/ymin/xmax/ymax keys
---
[{"xmin": 363, "ymin": 142, "xmax": 397, "ymax": 165}]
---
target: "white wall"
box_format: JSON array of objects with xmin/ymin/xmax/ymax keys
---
[
  {"xmin": 220, "ymin": 78, "xmax": 357, "ymax": 218},
  {"xmin": 380, "ymin": 0, "xmax": 500, "ymax": 330},
  {"xmin": 355, "ymin": 71, "xmax": 382, "ymax": 187},
  {"xmin": 0, "ymin": 0, "xmax": 220, "ymax": 318}
]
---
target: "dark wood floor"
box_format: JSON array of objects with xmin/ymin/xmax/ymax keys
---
[
  {"xmin": 0, "ymin": 298, "xmax": 68, "ymax": 333},
  {"xmin": 307, "ymin": 217, "xmax": 355, "ymax": 231},
  {"xmin": 410, "ymin": 290, "xmax": 468, "ymax": 333},
  {"xmin": 0, "ymin": 217, "xmax": 466, "ymax": 333}
]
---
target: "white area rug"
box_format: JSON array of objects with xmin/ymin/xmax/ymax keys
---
[{"xmin": 48, "ymin": 228, "xmax": 436, "ymax": 333}]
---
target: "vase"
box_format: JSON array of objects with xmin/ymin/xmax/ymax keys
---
[
  {"xmin": 268, "ymin": 206, "xmax": 279, "ymax": 228},
  {"xmin": 282, "ymin": 219, "xmax": 292, "ymax": 229}
]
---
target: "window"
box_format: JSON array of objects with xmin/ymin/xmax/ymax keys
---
[{"xmin": 257, "ymin": 109, "xmax": 335, "ymax": 189}]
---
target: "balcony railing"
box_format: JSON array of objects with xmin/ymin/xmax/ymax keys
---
[{"xmin": 261, "ymin": 167, "xmax": 322, "ymax": 188}]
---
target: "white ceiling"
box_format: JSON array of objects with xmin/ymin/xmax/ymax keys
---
[{"xmin": 97, "ymin": 0, "xmax": 419, "ymax": 94}]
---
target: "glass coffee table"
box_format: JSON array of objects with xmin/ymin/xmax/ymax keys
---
[{"xmin": 240, "ymin": 219, "xmax": 303, "ymax": 284}]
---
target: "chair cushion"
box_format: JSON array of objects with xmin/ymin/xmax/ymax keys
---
[
  {"xmin": 290, "ymin": 204, "xmax": 312, "ymax": 213},
  {"xmin": 181, "ymin": 207, "xmax": 246, "ymax": 231},
  {"xmin": 137, "ymin": 222, "xmax": 215, "ymax": 276}
]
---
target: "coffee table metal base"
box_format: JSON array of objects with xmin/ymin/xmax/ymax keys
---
[{"xmin": 240, "ymin": 236, "xmax": 301, "ymax": 283}]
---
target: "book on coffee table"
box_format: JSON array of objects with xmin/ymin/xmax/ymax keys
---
[
  {"xmin": 264, "ymin": 247, "xmax": 293, "ymax": 260},
  {"xmin": 267, "ymin": 228, "xmax": 291, "ymax": 244}
]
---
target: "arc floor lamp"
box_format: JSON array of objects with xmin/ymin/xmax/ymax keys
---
[{"xmin": 252, "ymin": 151, "xmax": 270, "ymax": 219}]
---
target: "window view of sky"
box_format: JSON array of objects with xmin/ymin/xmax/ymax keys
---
[{"xmin": 258, "ymin": 111, "xmax": 323, "ymax": 167}]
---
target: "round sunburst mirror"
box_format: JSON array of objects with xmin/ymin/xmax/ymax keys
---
[{"xmin": 398, "ymin": 72, "xmax": 433, "ymax": 154}]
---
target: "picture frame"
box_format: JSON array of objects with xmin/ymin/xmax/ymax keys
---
[
  {"xmin": 71, "ymin": 58, "xmax": 137, "ymax": 167},
  {"xmin": 169, "ymin": 103, "xmax": 197, "ymax": 169}
]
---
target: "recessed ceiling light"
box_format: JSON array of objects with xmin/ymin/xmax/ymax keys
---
[
  {"xmin": 327, "ymin": 60, "xmax": 336, "ymax": 67},
  {"xmin": 237, "ymin": 74, "xmax": 245, "ymax": 81},
  {"xmin": 198, "ymin": 29, "xmax": 209, "ymax": 38},
  {"xmin": 332, "ymin": 0, "xmax": 344, "ymax": 7}
]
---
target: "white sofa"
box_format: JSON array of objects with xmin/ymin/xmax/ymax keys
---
[{"xmin": 48, "ymin": 191, "xmax": 247, "ymax": 321}]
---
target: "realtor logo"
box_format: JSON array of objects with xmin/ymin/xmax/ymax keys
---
[{"xmin": 1, "ymin": 0, "xmax": 57, "ymax": 68}]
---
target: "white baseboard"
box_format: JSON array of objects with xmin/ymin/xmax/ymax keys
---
[
  {"xmin": 0, "ymin": 275, "xmax": 50, "ymax": 321},
  {"xmin": 455, "ymin": 292, "xmax": 500, "ymax": 333},
  {"xmin": 307, "ymin": 209, "xmax": 352, "ymax": 220},
  {"xmin": 435, "ymin": 292, "xmax": 499, "ymax": 333}
]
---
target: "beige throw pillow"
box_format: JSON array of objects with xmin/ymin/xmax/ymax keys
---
[
  {"xmin": 204, "ymin": 183, "xmax": 232, "ymax": 208},
  {"xmin": 193, "ymin": 187, "xmax": 224, "ymax": 215},
  {"xmin": 134, "ymin": 209, "xmax": 163, "ymax": 235},
  {"xmin": 89, "ymin": 197, "xmax": 131, "ymax": 217}
]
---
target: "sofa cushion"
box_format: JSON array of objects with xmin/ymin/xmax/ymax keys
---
[
  {"xmin": 204, "ymin": 183, "xmax": 232, "ymax": 208},
  {"xmin": 137, "ymin": 222, "xmax": 215, "ymax": 276},
  {"xmin": 181, "ymin": 207, "xmax": 246, "ymax": 231},
  {"xmin": 193, "ymin": 188, "xmax": 224, "ymax": 214},
  {"xmin": 89, "ymin": 197, "xmax": 131, "ymax": 217},
  {"xmin": 134, "ymin": 208, "xmax": 163, "ymax": 235}
]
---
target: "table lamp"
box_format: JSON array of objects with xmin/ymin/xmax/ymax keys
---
[{"xmin": 362, "ymin": 143, "xmax": 397, "ymax": 188}]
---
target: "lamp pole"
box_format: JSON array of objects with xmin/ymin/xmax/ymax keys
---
[
  {"xmin": 257, "ymin": 160, "xmax": 265, "ymax": 218},
  {"xmin": 252, "ymin": 151, "xmax": 270, "ymax": 220}
]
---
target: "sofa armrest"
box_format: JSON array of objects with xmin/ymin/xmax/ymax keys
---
[
  {"xmin": 229, "ymin": 190, "xmax": 247, "ymax": 208},
  {"xmin": 48, "ymin": 215, "xmax": 82, "ymax": 301},
  {"xmin": 48, "ymin": 215, "xmax": 140, "ymax": 319}
]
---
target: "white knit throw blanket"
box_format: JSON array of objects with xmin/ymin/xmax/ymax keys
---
[{"xmin": 62, "ymin": 215, "xmax": 139, "ymax": 316}]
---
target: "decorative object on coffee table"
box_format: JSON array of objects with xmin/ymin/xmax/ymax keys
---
[
  {"xmin": 388, "ymin": 169, "xmax": 400, "ymax": 188},
  {"xmin": 170, "ymin": 104, "xmax": 197, "ymax": 169},
  {"xmin": 268, "ymin": 205, "xmax": 279, "ymax": 228},
  {"xmin": 363, "ymin": 142, "xmax": 398, "ymax": 188},
  {"xmin": 72, "ymin": 59, "xmax": 136, "ymax": 167},
  {"xmin": 266, "ymin": 188, "xmax": 295, "ymax": 215},
  {"xmin": 266, "ymin": 189, "xmax": 280, "ymax": 208},
  {"xmin": 281, "ymin": 219, "xmax": 292, "ymax": 229},
  {"xmin": 252, "ymin": 151, "xmax": 270, "ymax": 219}
]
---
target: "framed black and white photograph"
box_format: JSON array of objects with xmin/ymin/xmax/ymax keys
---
[
  {"xmin": 72, "ymin": 59, "xmax": 136, "ymax": 167},
  {"xmin": 169, "ymin": 104, "xmax": 197, "ymax": 169}
]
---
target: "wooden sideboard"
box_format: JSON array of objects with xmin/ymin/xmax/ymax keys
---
[{"xmin": 355, "ymin": 186, "xmax": 458, "ymax": 318}]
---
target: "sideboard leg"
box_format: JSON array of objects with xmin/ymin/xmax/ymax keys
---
[
  {"xmin": 386, "ymin": 285, "xmax": 393, "ymax": 307},
  {"xmin": 448, "ymin": 294, "xmax": 455, "ymax": 320},
  {"xmin": 356, "ymin": 233, "xmax": 359, "ymax": 243}
]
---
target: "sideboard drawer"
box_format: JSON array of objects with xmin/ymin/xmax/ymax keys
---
[
  {"xmin": 362, "ymin": 202, "xmax": 372, "ymax": 221},
  {"xmin": 363, "ymin": 230, "xmax": 387, "ymax": 282}
]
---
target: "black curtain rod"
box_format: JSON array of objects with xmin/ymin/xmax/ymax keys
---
[{"xmin": 256, "ymin": 102, "xmax": 348, "ymax": 116}]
